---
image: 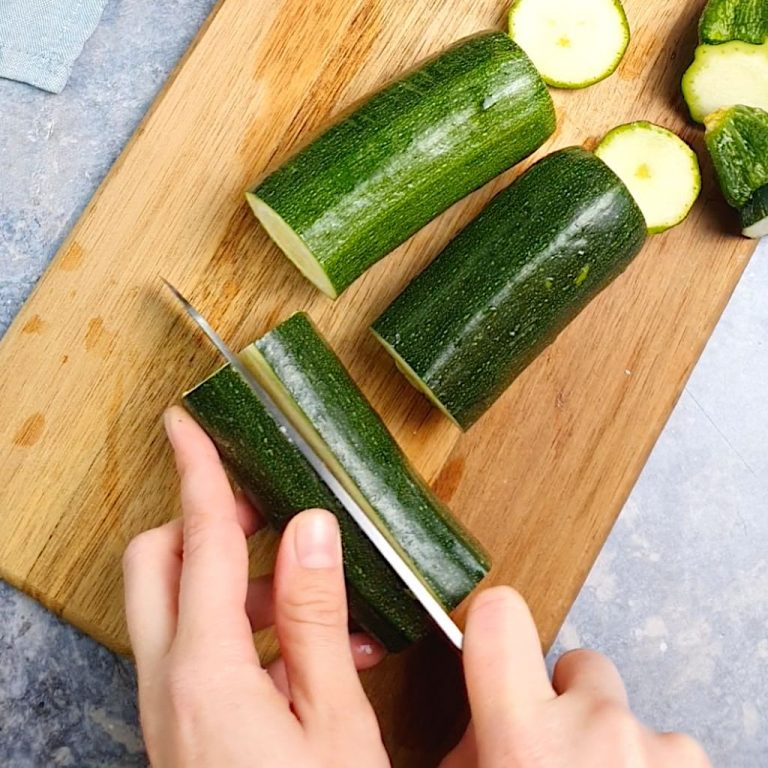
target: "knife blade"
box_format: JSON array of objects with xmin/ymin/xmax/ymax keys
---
[{"xmin": 163, "ymin": 279, "xmax": 464, "ymax": 651}]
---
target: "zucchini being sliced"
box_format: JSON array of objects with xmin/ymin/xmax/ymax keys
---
[
  {"xmin": 699, "ymin": 0, "xmax": 768, "ymax": 45},
  {"xmin": 705, "ymin": 105, "xmax": 768, "ymax": 208},
  {"xmin": 508, "ymin": 0, "xmax": 630, "ymax": 89},
  {"xmin": 682, "ymin": 40, "xmax": 768, "ymax": 123},
  {"xmin": 595, "ymin": 122, "xmax": 701, "ymax": 234},
  {"xmin": 741, "ymin": 184, "xmax": 768, "ymax": 238},
  {"xmin": 183, "ymin": 313, "xmax": 489, "ymax": 651},
  {"xmin": 247, "ymin": 31, "xmax": 555, "ymax": 298},
  {"xmin": 371, "ymin": 148, "xmax": 647, "ymax": 430}
]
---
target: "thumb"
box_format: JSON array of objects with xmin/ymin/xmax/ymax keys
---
[{"xmin": 274, "ymin": 509, "xmax": 372, "ymax": 729}]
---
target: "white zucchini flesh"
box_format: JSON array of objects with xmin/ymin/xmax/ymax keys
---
[
  {"xmin": 743, "ymin": 216, "xmax": 768, "ymax": 238},
  {"xmin": 682, "ymin": 41, "xmax": 768, "ymax": 123},
  {"xmin": 508, "ymin": 0, "xmax": 630, "ymax": 88},
  {"xmin": 246, "ymin": 193, "xmax": 338, "ymax": 299},
  {"xmin": 595, "ymin": 122, "xmax": 702, "ymax": 234}
]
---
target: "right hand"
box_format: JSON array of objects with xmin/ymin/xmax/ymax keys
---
[{"xmin": 442, "ymin": 587, "xmax": 711, "ymax": 768}]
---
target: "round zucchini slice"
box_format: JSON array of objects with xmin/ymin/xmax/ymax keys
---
[
  {"xmin": 595, "ymin": 122, "xmax": 701, "ymax": 234},
  {"xmin": 508, "ymin": 0, "xmax": 630, "ymax": 88}
]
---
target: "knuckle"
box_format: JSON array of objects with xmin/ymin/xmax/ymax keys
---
[
  {"xmin": 123, "ymin": 529, "xmax": 162, "ymax": 570},
  {"xmin": 280, "ymin": 579, "xmax": 345, "ymax": 631},
  {"xmin": 663, "ymin": 732, "xmax": 711, "ymax": 766},
  {"xmin": 590, "ymin": 700, "xmax": 640, "ymax": 744}
]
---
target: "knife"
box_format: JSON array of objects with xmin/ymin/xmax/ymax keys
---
[{"xmin": 163, "ymin": 279, "xmax": 464, "ymax": 651}]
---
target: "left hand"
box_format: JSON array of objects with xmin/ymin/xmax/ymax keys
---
[{"xmin": 123, "ymin": 405, "xmax": 390, "ymax": 768}]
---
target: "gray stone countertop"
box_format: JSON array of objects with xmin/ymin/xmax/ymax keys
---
[{"xmin": 1, "ymin": 2, "xmax": 766, "ymax": 765}]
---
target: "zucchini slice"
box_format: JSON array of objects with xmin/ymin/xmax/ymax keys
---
[
  {"xmin": 371, "ymin": 148, "xmax": 647, "ymax": 430},
  {"xmin": 682, "ymin": 41, "xmax": 768, "ymax": 123},
  {"xmin": 595, "ymin": 122, "xmax": 701, "ymax": 234},
  {"xmin": 508, "ymin": 0, "xmax": 630, "ymax": 88},
  {"xmin": 705, "ymin": 105, "xmax": 768, "ymax": 208},
  {"xmin": 699, "ymin": 0, "xmax": 768, "ymax": 45},
  {"xmin": 741, "ymin": 184, "xmax": 768, "ymax": 238},
  {"xmin": 247, "ymin": 31, "xmax": 555, "ymax": 299},
  {"xmin": 183, "ymin": 313, "xmax": 489, "ymax": 650}
]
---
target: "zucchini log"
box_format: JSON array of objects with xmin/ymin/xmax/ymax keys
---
[
  {"xmin": 508, "ymin": 0, "xmax": 630, "ymax": 89},
  {"xmin": 705, "ymin": 105, "xmax": 768, "ymax": 209},
  {"xmin": 246, "ymin": 31, "xmax": 556, "ymax": 298},
  {"xmin": 741, "ymin": 184, "xmax": 768, "ymax": 238},
  {"xmin": 183, "ymin": 313, "xmax": 489, "ymax": 651},
  {"xmin": 595, "ymin": 122, "xmax": 701, "ymax": 234},
  {"xmin": 699, "ymin": 0, "xmax": 768, "ymax": 45},
  {"xmin": 682, "ymin": 40, "xmax": 768, "ymax": 123},
  {"xmin": 371, "ymin": 148, "xmax": 647, "ymax": 430}
]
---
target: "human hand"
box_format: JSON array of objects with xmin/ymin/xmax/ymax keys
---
[
  {"xmin": 441, "ymin": 588, "xmax": 711, "ymax": 768},
  {"xmin": 123, "ymin": 406, "xmax": 390, "ymax": 768}
]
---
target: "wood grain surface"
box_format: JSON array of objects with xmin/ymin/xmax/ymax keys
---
[{"xmin": 0, "ymin": 0, "xmax": 757, "ymax": 764}]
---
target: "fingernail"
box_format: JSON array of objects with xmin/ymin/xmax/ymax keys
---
[{"xmin": 295, "ymin": 510, "xmax": 340, "ymax": 569}]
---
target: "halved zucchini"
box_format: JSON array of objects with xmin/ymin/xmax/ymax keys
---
[
  {"xmin": 183, "ymin": 313, "xmax": 489, "ymax": 650},
  {"xmin": 508, "ymin": 0, "xmax": 630, "ymax": 88},
  {"xmin": 682, "ymin": 41, "xmax": 768, "ymax": 123},
  {"xmin": 595, "ymin": 122, "xmax": 701, "ymax": 234}
]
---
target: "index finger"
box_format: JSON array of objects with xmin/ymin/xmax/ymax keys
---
[
  {"xmin": 165, "ymin": 406, "xmax": 258, "ymax": 657},
  {"xmin": 463, "ymin": 586, "xmax": 556, "ymax": 733}
]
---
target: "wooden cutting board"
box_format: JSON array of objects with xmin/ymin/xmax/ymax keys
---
[{"xmin": 0, "ymin": 0, "xmax": 756, "ymax": 763}]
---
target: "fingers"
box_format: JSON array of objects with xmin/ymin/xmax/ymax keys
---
[
  {"xmin": 123, "ymin": 519, "xmax": 183, "ymax": 672},
  {"xmin": 463, "ymin": 587, "xmax": 555, "ymax": 737},
  {"xmin": 273, "ymin": 509, "xmax": 374, "ymax": 729},
  {"xmin": 654, "ymin": 732, "xmax": 711, "ymax": 768},
  {"xmin": 552, "ymin": 649, "xmax": 629, "ymax": 706},
  {"xmin": 165, "ymin": 407, "xmax": 255, "ymax": 657},
  {"xmin": 267, "ymin": 633, "xmax": 386, "ymax": 699}
]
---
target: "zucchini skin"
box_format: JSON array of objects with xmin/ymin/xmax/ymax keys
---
[
  {"xmin": 183, "ymin": 314, "xmax": 489, "ymax": 650},
  {"xmin": 248, "ymin": 31, "xmax": 556, "ymax": 297},
  {"xmin": 705, "ymin": 105, "xmax": 768, "ymax": 208},
  {"xmin": 741, "ymin": 183, "xmax": 768, "ymax": 235},
  {"xmin": 699, "ymin": 0, "xmax": 768, "ymax": 44},
  {"xmin": 372, "ymin": 147, "xmax": 647, "ymax": 430}
]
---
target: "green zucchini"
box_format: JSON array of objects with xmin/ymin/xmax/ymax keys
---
[
  {"xmin": 371, "ymin": 147, "xmax": 647, "ymax": 430},
  {"xmin": 741, "ymin": 183, "xmax": 768, "ymax": 237},
  {"xmin": 508, "ymin": 0, "xmax": 630, "ymax": 89},
  {"xmin": 682, "ymin": 40, "xmax": 768, "ymax": 123},
  {"xmin": 183, "ymin": 313, "xmax": 489, "ymax": 651},
  {"xmin": 699, "ymin": 0, "xmax": 768, "ymax": 45},
  {"xmin": 595, "ymin": 122, "xmax": 701, "ymax": 234},
  {"xmin": 246, "ymin": 31, "xmax": 556, "ymax": 298},
  {"xmin": 705, "ymin": 105, "xmax": 768, "ymax": 208}
]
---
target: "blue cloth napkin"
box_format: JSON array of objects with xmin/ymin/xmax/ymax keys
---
[{"xmin": 0, "ymin": 0, "xmax": 108, "ymax": 93}]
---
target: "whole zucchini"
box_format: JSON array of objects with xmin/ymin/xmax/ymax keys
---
[
  {"xmin": 371, "ymin": 147, "xmax": 647, "ymax": 430},
  {"xmin": 183, "ymin": 313, "xmax": 489, "ymax": 651},
  {"xmin": 247, "ymin": 31, "xmax": 556, "ymax": 298}
]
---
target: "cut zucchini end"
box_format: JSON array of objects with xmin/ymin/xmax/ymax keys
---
[
  {"xmin": 370, "ymin": 328, "xmax": 464, "ymax": 430},
  {"xmin": 508, "ymin": 0, "xmax": 630, "ymax": 89},
  {"xmin": 682, "ymin": 41, "xmax": 768, "ymax": 124},
  {"xmin": 246, "ymin": 192, "xmax": 338, "ymax": 299},
  {"xmin": 741, "ymin": 185, "xmax": 768, "ymax": 238},
  {"xmin": 743, "ymin": 217, "xmax": 768, "ymax": 238},
  {"xmin": 595, "ymin": 122, "xmax": 701, "ymax": 234}
]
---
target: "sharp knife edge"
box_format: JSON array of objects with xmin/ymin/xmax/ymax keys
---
[{"xmin": 163, "ymin": 279, "xmax": 464, "ymax": 651}]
